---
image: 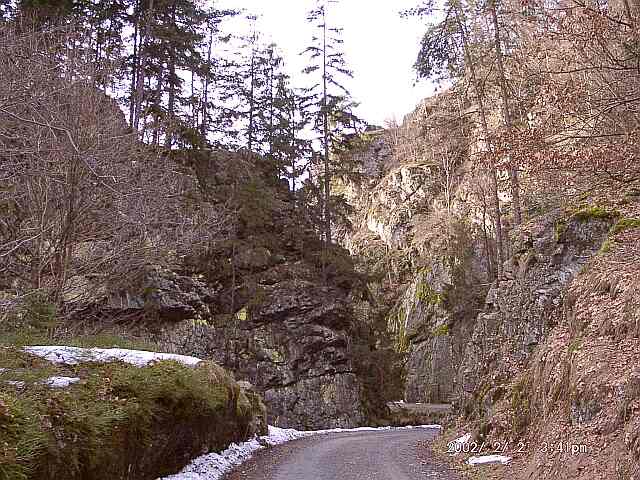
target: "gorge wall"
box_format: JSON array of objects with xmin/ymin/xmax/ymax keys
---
[{"xmin": 336, "ymin": 88, "xmax": 640, "ymax": 479}]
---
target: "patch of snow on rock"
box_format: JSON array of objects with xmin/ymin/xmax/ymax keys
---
[
  {"xmin": 24, "ymin": 346, "xmax": 202, "ymax": 368},
  {"xmin": 467, "ymin": 455, "xmax": 512, "ymax": 466},
  {"xmin": 43, "ymin": 376, "xmax": 81, "ymax": 388},
  {"xmin": 448, "ymin": 432, "xmax": 472, "ymax": 456},
  {"xmin": 452, "ymin": 433, "xmax": 472, "ymax": 444},
  {"xmin": 159, "ymin": 424, "xmax": 442, "ymax": 480}
]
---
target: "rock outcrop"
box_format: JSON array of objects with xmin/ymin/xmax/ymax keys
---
[
  {"xmin": 457, "ymin": 207, "xmax": 617, "ymax": 415},
  {"xmin": 31, "ymin": 148, "xmax": 369, "ymax": 431},
  {"xmin": 334, "ymin": 95, "xmax": 490, "ymax": 405},
  {"xmin": 147, "ymin": 151, "xmax": 368, "ymax": 430},
  {"xmin": 164, "ymin": 278, "xmax": 365, "ymax": 430}
]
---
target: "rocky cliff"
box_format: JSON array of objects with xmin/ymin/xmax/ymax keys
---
[
  {"xmin": 337, "ymin": 89, "xmax": 640, "ymax": 479},
  {"xmin": 335, "ymin": 91, "xmax": 491, "ymax": 405},
  {"xmin": 46, "ymin": 149, "xmax": 369, "ymax": 430}
]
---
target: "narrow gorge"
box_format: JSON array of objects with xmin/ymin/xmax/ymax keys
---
[{"xmin": 2, "ymin": 2, "xmax": 640, "ymax": 479}]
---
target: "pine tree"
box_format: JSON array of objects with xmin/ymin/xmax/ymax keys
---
[
  {"xmin": 238, "ymin": 15, "xmax": 263, "ymax": 153},
  {"xmin": 301, "ymin": 0, "xmax": 361, "ymax": 249},
  {"xmin": 130, "ymin": 0, "xmax": 210, "ymax": 146},
  {"xmin": 82, "ymin": 0, "xmax": 128, "ymax": 89},
  {"xmin": 197, "ymin": 5, "xmax": 237, "ymax": 142},
  {"xmin": 270, "ymin": 76, "xmax": 313, "ymax": 192}
]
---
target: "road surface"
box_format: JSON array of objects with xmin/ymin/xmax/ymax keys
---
[{"xmin": 226, "ymin": 428, "xmax": 459, "ymax": 480}]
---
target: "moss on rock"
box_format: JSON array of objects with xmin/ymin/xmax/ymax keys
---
[
  {"xmin": 432, "ymin": 324, "xmax": 449, "ymax": 337},
  {"xmin": 415, "ymin": 282, "xmax": 444, "ymax": 306},
  {"xmin": 610, "ymin": 217, "xmax": 640, "ymax": 235},
  {"xmin": 510, "ymin": 378, "xmax": 531, "ymax": 436},
  {"xmin": 571, "ymin": 205, "xmax": 619, "ymax": 222},
  {"xmin": 0, "ymin": 346, "xmax": 263, "ymax": 480}
]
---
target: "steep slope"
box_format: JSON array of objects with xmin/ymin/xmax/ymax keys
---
[
  {"xmin": 443, "ymin": 201, "xmax": 640, "ymax": 480},
  {"xmin": 1, "ymin": 44, "xmax": 370, "ymax": 431},
  {"xmin": 335, "ymin": 90, "xmax": 491, "ymax": 404},
  {"xmin": 337, "ymin": 89, "xmax": 640, "ymax": 479}
]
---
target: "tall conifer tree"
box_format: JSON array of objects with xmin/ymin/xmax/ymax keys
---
[{"xmin": 301, "ymin": 0, "xmax": 361, "ymax": 249}]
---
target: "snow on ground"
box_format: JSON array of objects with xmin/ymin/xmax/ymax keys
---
[
  {"xmin": 467, "ymin": 455, "xmax": 512, "ymax": 466},
  {"xmin": 448, "ymin": 432, "xmax": 472, "ymax": 456},
  {"xmin": 452, "ymin": 433, "xmax": 472, "ymax": 445},
  {"xmin": 43, "ymin": 376, "xmax": 81, "ymax": 388},
  {"xmin": 159, "ymin": 424, "xmax": 442, "ymax": 480},
  {"xmin": 3, "ymin": 375, "xmax": 81, "ymax": 389},
  {"xmin": 23, "ymin": 346, "xmax": 203, "ymax": 368}
]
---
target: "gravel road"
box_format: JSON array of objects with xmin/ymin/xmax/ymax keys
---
[{"xmin": 226, "ymin": 428, "xmax": 459, "ymax": 480}]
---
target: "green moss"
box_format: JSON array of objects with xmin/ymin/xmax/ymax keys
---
[
  {"xmin": 610, "ymin": 217, "xmax": 640, "ymax": 235},
  {"xmin": 0, "ymin": 393, "xmax": 50, "ymax": 480},
  {"xmin": 554, "ymin": 219, "xmax": 567, "ymax": 241},
  {"xmin": 0, "ymin": 347, "xmax": 256, "ymax": 480},
  {"xmin": 571, "ymin": 206, "xmax": 619, "ymax": 222},
  {"xmin": 415, "ymin": 282, "xmax": 444, "ymax": 306},
  {"xmin": 568, "ymin": 337, "xmax": 582, "ymax": 354},
  {"xmin": 598, "ymin": 239, "xmax": 612, "ymax": 255},
  {"xmin": 235, "ymin": 307, "xmax": 249, "ymax": 321},
  {"xmin": 598, "ymin": 218, "xmax": 640, "ymax": 255},
  {"xmin": 510, "ymin": 379, "xmax": 531, "ymax": 436},
  {"xmin": 262, "ymin": 348, "xmax": 285, "ymax": 363},
  {"xmin": 432, "ymin": 324, "xmax": 449, "ymax": 337},
  {"xmin": 389, "ymin": 308, "xmax": 410, "ymax": 353}
]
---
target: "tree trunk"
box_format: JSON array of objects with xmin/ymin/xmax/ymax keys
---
[
  {"xmin": 201, "ymin": 26, "xmax": 214, "ymax": 136},
  {"xmin": 322, "ymin": 7, "xmax": 332, "ymax": 247},
  {"xmin": 134, "ymin": 0, "xmax": 154, "ymax": 133},
  {"xmin": 248, "ymin": 39, "xmax": 256, "ymax": 152},
  {"xmin": 290, "ymin": 92, "xmax": 297, "ymax": 197},
  {"xmin": 490, "ymin": 0, "xmax": 522, "ymax": 226},
  {"xmin": 453, "ymin": 1, "xmax": 504, "ymax": 280},
  {"xmin": 129, "ymin": 0, "xmax": 140, "ymax": 127},
  {"xmin": 165, "ymin": 1, "xmax": 177, "ymax": 148}
]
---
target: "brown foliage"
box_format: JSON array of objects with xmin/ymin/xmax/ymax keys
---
[{"xmin": 0, "ymin": 24, "xmax": 231, "ymax": 321}]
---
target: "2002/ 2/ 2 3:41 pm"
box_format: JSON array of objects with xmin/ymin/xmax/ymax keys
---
[{"xmin": 447, "ymin": 441, "xmax": 591, "ymax": 455}]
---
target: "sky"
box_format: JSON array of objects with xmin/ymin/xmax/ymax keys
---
[{"xmin": 218, "ymin": 0, "xmax": 437, "ymax": 127}]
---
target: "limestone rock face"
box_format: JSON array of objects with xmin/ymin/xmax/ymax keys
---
[
  {"xmin": 72, "ymin": 266, "xmax": 215, "ymax": 324},
  {"xmin": 163, "ymin": 278, "xmax": 365, "ymax": 430},
  {"xmin": 334, "ymin": 114, "xmax": 489, "ymax": 406},
  {"xmin": 457, "ymin": 209, "xmax": 615, "ymax": 413},
  {"xmin": 397, "ymin": 241, "xmax": 487, "ymax": 404}
]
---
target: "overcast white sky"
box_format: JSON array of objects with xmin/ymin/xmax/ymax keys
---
[{"xmin": 218, "ymin": 0, "xmax": 436, "ymax": 127}]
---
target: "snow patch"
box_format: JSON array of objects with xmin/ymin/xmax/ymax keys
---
[
  {"xmin": 159, "ymin": 424, "xmax": 442, "ymax": 480},
  {"xmin": 44, "ymin": 376, "xmax": 81, "ymax": 388},
  {"xmin": 452, "ymin": 433, "xmax": 472, "ymax": 445},
  {"xmin": 23, "ymin": 346, "xmax": 202, "ymax": 368},
  {"xmin": 4, "ymin": 376, "xmax": 81, "ymax": 389},
  {"xmin": 448, "ymin": 432, "xmax": 473, "ymax": 456},
  {"xmin": 467, "ymin": 455, "xmax": 512, "ymax": 466}
]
